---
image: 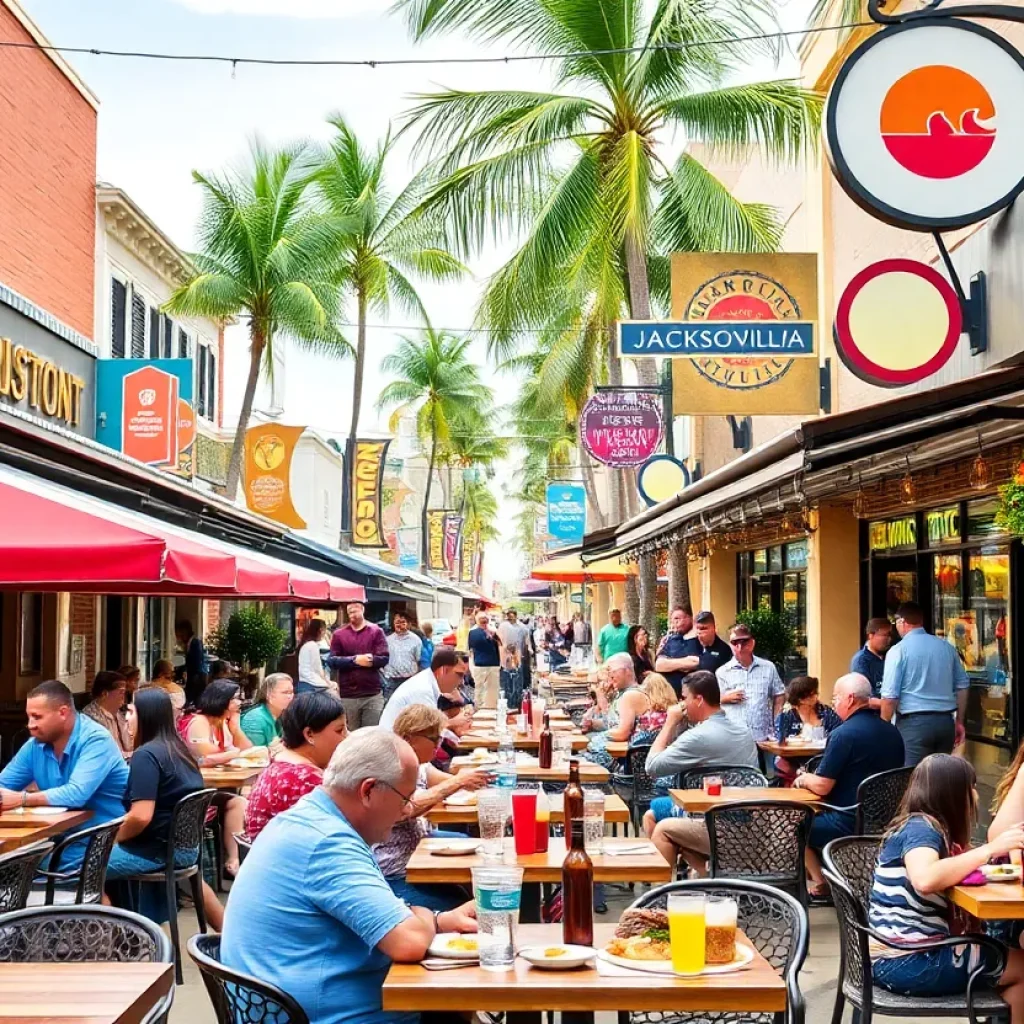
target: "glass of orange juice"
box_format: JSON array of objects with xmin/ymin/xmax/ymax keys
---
[{"xmin": 667, "ymin": 893, "xmax": 706, "ymax": 975}]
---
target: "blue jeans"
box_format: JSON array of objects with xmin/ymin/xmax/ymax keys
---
[
  {"xmin": 897, "ymin": 712, "xmax": 955, "ymax": 767},
  {"xmin": 873, "ymin": 943, "xmax": 1003, "ymax": 996},
  {"xmin": 500, "ymin": 668, "xmax": 523, "ymax": 707}
]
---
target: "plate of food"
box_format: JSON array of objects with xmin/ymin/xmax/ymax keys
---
[
  {"xmin": 228, "ymin": 757, "xmax": 269, "ymax": 768},
  {"xmin": 599, "ymin": 908, "xmax": 754, "ymax": 975},
  {"xmin": 444, "ymin": 791, "xmax": 478, "ymax": 807},
  {"xmin": 982, "ymin": 863, "xmax": 1022, "ymax": 883},
  {"xmin": 5, "ymin": 806, "xmax": 69, "ymax": 816},
  {"xmin": 427, "ymin": 839, "xmax": 481, "ymax": 856},
  {"xmin": 519, "ymin": 944, "xmax": 596, "ymax": 970},
  {"xmin": 469, "ymin": 748, "xmax": 496, "ymax": 761},
  {"xmin": 427, "ymin": 933, "xmax": 480, "ymax": 960}
]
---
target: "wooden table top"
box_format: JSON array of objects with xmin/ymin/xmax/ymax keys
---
[
  {"xmin": 949, "ymin": 882, "xmax": 1024, "ymax": 919},
  {"xmin": 757, "ymin": 740, "xmax": 826, "ymax": 758},
  {"xmin": 0, "ymin": 961, "xmax": 173, "ymax": 1022},
  {"xmin": 427, "ymin": 792, "xmax": 630, "ymax": 826},
  {"xmin": 606, "ymin": 740, "xmax": 630, "ymax": 760},
  {"xmin": 0, "ymin": 810, "xmax": 92, "ymax": 853},
  {"xmin": 474, "ymin": 709, "xmax": 569, "ymax": 720},
  {"xmin": 458, "ymin": 731, "xmax": 588, "ymax": 751},
  {"xmin": 452, "ymin": 758, "xmax": 609, "ymax": 784},
  {"xmin": 669, "ymin": 787, "xmax": 820, "ymax": 815},
  {"xmin": 383, "ymin": 923, "xmax": 785, "ymax": 1014},
  {"xmin": 201, "ymin": 765, "xmax": 264, "ymax": 789},
  {"xmin": 406, "ymin": 836, "xmax": 671, "ymax": 884}
]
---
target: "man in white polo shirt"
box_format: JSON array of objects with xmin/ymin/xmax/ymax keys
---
[{"xmin": 380, "ymin": 646, "xmax": 469, "ymax": 731}]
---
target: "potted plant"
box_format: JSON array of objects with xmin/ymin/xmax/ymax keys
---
[
  {"xmin": 218, "ymin": 607, "xmax": 287, "ymax": 694},
  {"xmin": 734, "ymin": 607, "xmax": 797, "ymax": 675}
]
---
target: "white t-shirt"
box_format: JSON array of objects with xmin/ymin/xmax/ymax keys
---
[
  {"xmin": 298, "ymin": 640, "xmax": 329, "ymax": 689},
  {"xmin": 379, "ymin": 668, "xmax": 441, "ymax": 730}
]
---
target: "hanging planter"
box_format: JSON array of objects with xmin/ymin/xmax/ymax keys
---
[{"xmin": 995, "ymin": 463, "xmax": 1024, "ymax": 539}]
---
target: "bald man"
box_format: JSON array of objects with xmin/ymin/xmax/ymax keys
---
[{"xmin": 795, "ymin": 673, "xmax": 904, "ymax": 896}]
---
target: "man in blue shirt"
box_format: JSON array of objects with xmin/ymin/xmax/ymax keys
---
[
  {"xmin": 881, "ymin": 601, "xmax": 969, "ymax": 766},
  {"xmin": 654, "ymin": 606, "xmax": 694, "ymax": 696},
  {"xmin": 794, "ymin": 673, "xmax": 904, "ymax": 896},
  {"xmin": 221, "ymin": 728, "xmax": 477, "ymax": 1024},
  {"xmin": 467, "ymin": 611, "xmax": 501, "ymax": 709},
  {"xmin": 0, "ymin": 679, "xmax": 129, "ymax": 868},
  {"xmin": 849, "ymin": 617, "xmax": 892, "ymax": 704}
]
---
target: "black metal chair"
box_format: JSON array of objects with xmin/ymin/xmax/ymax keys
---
[
  {"xmin": 706, "ymin": 800, "xmax": 815, "ymax": 906},
  {"xmin": 0, "ymin": 905, "xmax": 174, "ymax": 1022},
  {"xmin": 29, "ymin": 817, "xmax": 123, "ymax": 906},
  {"xmin": 681, "ymin": 765, "xmax": 769, "ymax": 789},
  {"xmin": 822, "ymin": 865, "xmax": 1008, "ymax": 1024},
  {"xmin": 188, "ymin": 932, "xmax": 309, "ymax": 1024},
  {"xmin": 121, "ymin": 788, "xmax": 217, "ymax": 983},
  {"xmin": 0, "ymin": 841, "xmax": 53, "ymax": 912},
  {"xmin": 803, "ymin": 754, "xmax": 824, "ymax": 775},
  {"xmin": 822, "ymin": 835, "xmax": 882, "ymax": 907},
  {"xmin": 854, "ymin": 767, "xmax": 913, "ymax": 836},
  {"xmin": 615, "ymin": 743, "xmax": 659, "ymax": 836},
  {"xmin": 624, "ymin": 878, "xmax": 809, "ymax": 1024}
]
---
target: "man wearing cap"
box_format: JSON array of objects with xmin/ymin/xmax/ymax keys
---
[
  {"xmin": 716, "ymin": 623, "xmax": 785, "ymax": 742},
  {"xmin": 657, "ymin": 610, "xmax": 730, "ymax": 697},
  {"xmin": 327, "ymin": 600, "xmax": 390, "ymax": 730}
]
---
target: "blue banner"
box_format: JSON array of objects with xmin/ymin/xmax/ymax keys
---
[
  {"xmin": 619, "ymin": 320, "xmax": 815, "ymax": 357},
  {"xmin": 546, "ymin": 483, "xmax": 587, "ymax": 544}
]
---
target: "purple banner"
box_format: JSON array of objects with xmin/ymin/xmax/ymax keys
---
[
  {"xmin": 443, "ymin": 514, "xmax": 463, "ymax": 575},
  {"xmin": 579, "ymin": 391, "xmax": 664, "ymax": 468}
]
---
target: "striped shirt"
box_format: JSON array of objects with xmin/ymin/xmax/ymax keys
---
[
  {"xmin": 869, "ymin": 816, "xmax": 950, "ymax": 956},
  {"xmin": 716, "ymin": 656, "xmax": 785, "ymax": 741}
]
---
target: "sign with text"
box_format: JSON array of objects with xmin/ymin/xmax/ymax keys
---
[
  {"xmin": 351, "ymin": 439, "xmax": 391, "ymax": 548},
  {"xmin": 461, "ymin": 530, "xmax": 478, "ymax": 583},
  {"xmin": 546, "ymin": 483, "xmax": 587, "ymax": 544},
  {"xmin": 1, "ymin": 338, "xmax": 88, "ymax": 429},
  {"xmin": 96, "ymin": 359, "xmax": 194, "ymax": 478},
  {"xmin": 579, "ymin": 391, "xmax": 664, "ymax": 468},
  {"xmin": 244, "ymin": 424, "xmax": 306, "ymax": 528},
  {"xmin": 666, "ymin": 253, "xmax": 820, "ymax": 415},
  {"xmin": 443, "ymin": 513, "xmax": 463, "ymax": 574},
  {"xmin": 427, "ymin": 510, "xmax": 447, "ymax": 571}
]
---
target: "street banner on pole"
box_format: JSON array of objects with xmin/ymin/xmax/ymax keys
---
[
  {"xmin": 351, "ymin": 439, "xmax": 391, "ymax": 548},
  {"xmin": 427, "ymin": 510, "xmax": 447, "ymax": 570},
  {"xmin": 443, "ymin": 513, "xmax": 463, "ymax": 575},
  {"xmin": 244, "ymin": 424, "xmax": 306, "ymax": 528},
  {"xmin": 546, "ymin": 482, "xmax": 587, "ymax": 545}
]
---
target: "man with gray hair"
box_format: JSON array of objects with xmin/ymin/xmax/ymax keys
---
[
  {"xmin": 222, "ymin": 728, "xmax": 477, "ymax": 1024},
  {"xmin": 794, "ymin": 672, "xmax": 905, "ymax": 896}
]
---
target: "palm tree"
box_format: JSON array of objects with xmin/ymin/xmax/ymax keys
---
[
  {"xmin": 377, "ymin": 330, "xmax": 493, "ymax": 566},
  {"xmin": 315, "ymin": 116, "xmax": 468, "ymax": 540},
  {"xmin": 166, "ymin": 142, "xmax": 352, "ymax": 498}
]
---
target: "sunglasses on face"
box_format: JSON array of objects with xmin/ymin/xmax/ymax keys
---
[{"xmin": 729, "ymin": 638, "xmax": 752, "ymax": 647}]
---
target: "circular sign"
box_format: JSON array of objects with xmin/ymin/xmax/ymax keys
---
[
  {"xmin": 826, "ymin": 20, "xmax": 1024, "ymax": 230},
  {"xmin": 579, "ymin": 391, "xmax": 664, "ymax": 468},
  {"xmin": 638, "ymin": 455, "xmax": 690, "ymax": 508},
  {"xmin": 834, "ymin": 259, "xmax": 962, "ymax": 387}
]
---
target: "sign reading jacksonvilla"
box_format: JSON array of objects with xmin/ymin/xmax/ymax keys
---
[{"xmin": 618, "ymin": 321, "xmax": 815, "ymax": 357}]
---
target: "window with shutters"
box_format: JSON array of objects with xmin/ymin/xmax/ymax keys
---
[
  {"xmin": 130, "ymin": 292, "xmax": 146, "ymax": 358},
  {"xmin": 207, "ymin": 350, "xmax": 217, "ymax": 422},
  {"xmin": 149, "ymin": 309, "xmax": 161, "ymax": 359},
  {"xmin": 197, "ymin": 346, "xmax": 208, "ymax": 418},
  {"xmin": 110, "ymin": 279, "xmax": 127, "ymax": 359},
  {"xmin": 178, "ymin": 328, "xmax": 190, "ymax": 359},
  {"xmin": 163, "ymin": 317, "xmax": 174, "ymax": 359}
]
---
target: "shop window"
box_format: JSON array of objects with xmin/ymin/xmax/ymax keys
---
[
  {"xmin": 964, "ymin": 547, "xmax": 1011, "ymax": 743},
  {"xmin": 869, "ymin": 516, "xmax": 917, "ymax": 554},
  {"xmin": 736, "ymin": 547, "xmax": 808, "ymax": 679},
  {"xmin": 785, "ymin": 540, "xmax": 808, "ymax": 570},
  {"xmin": 18, "ymin": 593, "xmax": 42, "ymax": 675},
  {"xmin": 753, "ymin": 549, "xmax": 768, "ymax": 574},
  {"xmin": 968, "ymin": 498, "xmax": 1003, "ymax": 541},
  {"xmin": 932, "ymin": 553, "xmax": 962, "ymax": 640},
  {"xmin": 768, "ymin": 546, "xmax": 783, "ymax": 572},
  {"xmin": 925, "ymin": 506, "xmax": 961, "ymax": 547}
]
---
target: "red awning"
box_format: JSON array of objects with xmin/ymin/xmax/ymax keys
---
[{"xmin": 0, "ymin": 465, "xmax": 364, "ymax": 602}]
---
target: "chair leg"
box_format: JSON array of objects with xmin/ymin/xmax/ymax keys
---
[
  {"xmin": 830, "ymin": 990, "xmax": 845, "ymax": 1024},
  {"xmin": 166, "ymin": 874, "xmax": 183, "ymax": 985},
  {"xmin": 190, "ymin": 872, "xmax": 207, "ymax": 934}
]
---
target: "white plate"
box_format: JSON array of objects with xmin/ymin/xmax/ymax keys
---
[
  {"xmin": 982, "ymin": 863, "xmax": 1022, "ymax": 883},
  {"xmin": 228, "ymin": 758, "xmax": 268, "ymax": 768},
  {"xmin": 5, "ymin": 806, "xmax": 69, "ymax": 816},
  {"xmin": 426, "ymin": 839, "xmax": 481, "ymax": 856},
  {"xmin": 428, "ymin": 933, "xmax": 480, "ymax": 960},
  {"xmin": 444, "ymin": 791, "xmax": 478, "ymax": 807},
  {"xmin": 519, "ymin": 944, "xmax": 596, "ymax": 969},
  {"xmin": 597, "ymin": 941, "xmax": 754, "ymax": 976}
]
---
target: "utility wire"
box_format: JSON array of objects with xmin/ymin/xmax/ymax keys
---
[{"xmin": 0, "ymin": 19, "xmax": 872, "ymax": 69}]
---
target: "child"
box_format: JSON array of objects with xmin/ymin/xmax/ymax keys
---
[{"xmin": 868, "ymin": 754, "xmax": 1024, "ymax": 1019}]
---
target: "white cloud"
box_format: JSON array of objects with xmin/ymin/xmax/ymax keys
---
[{"xmin": 173, "ymin": 0, "xmax": 391, "ymax": 17}]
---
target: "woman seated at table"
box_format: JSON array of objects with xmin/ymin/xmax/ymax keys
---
[
  {"xmin": 180, "ymin": 679, "xmax": 260, "ymax": 877},
  {"xmin": 773, "ymin": 675, "xmax": 841, "ymax": 785},
  {"xmin": 868, "ymin": 754, "xmax": 1024, "ymax": 1017},
  {"xmin": 104, "ymin": 688, "xmax": 225, "ymax": 930},
  {"xmin": 627, "ymin": 625, "xmax": 655, "ymax": 682},
  {"xmin": 631, "ymin": 673, "xmax": 676, "ymax": 745},
  {"xmin": 243, "ymin": 690, "xmax": 347, "ymax": 840},
  {"xmin": 142, "ymin": 659, "xmax": 185, "ymax": 715},
  {"xmin": 433, "ymin": 693, "xmax": 475, "ymax": 771},
  {"xmin": 117, "ymin": 664, "xmax": 142, "ymax": 699},
  {"xmin": 373, "ymin": 704, "xmax": 492, "ymax": 911},
  {"xmin": 82, "ymin": 670, "xmax": 132, "ymax": 757},
  {"xmin": 583, "ymin": 652, "xmax": 651, "ymax": 768},
  {"xmin": 240, "ymin": 673, "xmax": 295, "ymax": 747}
]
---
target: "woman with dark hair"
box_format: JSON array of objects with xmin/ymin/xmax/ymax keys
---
[
  {"xmin": 104, "ymin": 688, "xmax": 225, "ymax": 929},
  {"xmin": 243, "ymin": 691, "xmax": 348, "ymax": 839},
  {"xmin": 82, "ymin": 671, "xmax": 132, "ymax": 755},
  {"xmin": 626, "ymin": 625, "xmax": 655, "ymax": 681},
  {"xmin": 297, "ymin": 619, "xmax": 333, "ymax": 694},
  {"xmin": 773, "ymin": 675, "xmax": 841, "ymax": 784},
  {"xmin": 868, "ymin": 754, "xmax": 1024, "ymax": 1015},
  {"xmin": 117, "ymin": 665, "xmax": 141, "ymax": 697}
]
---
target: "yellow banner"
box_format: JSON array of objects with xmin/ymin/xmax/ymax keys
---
[
  {"xmin": 244, "ymin": 424, "xmax": 306, "ymax": 529},
  {"xmin": 669, "ymin": 253, "xmax": 820, "ymax": 415},
  {"xmin": 352, "ymin": 439, "xmax": 391, "ymax": 548},
  {"xmin": 427, "ymin": 510, "xmax": 447, "ymax": 570},
  {"xmin": 460, "ymin": 530, "xmax": 477, "ymax": 583}
]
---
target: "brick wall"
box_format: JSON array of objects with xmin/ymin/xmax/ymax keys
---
[
  {"xmin": 69, "ymin": 592, "xmax": 97, "ymax": 689},
  {"xmin": 0, "ymin": 3, "xmax": 97, "ymax": 337}
]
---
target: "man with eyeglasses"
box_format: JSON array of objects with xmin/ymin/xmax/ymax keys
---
[
  {"xmin": 379, "ymin": 646, "xmax": 469, "ymax": 731},
  {"xmin": 222, "ymin": 728, "xmax": 477, "ymax": 1024},
  {"xmin": 716, "ymin": 623, "xmax": 785, "ymax": 742}
]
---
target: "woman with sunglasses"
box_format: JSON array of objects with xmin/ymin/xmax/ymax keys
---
[{"xmin": 373, "ymin": 704, "xmax": 491, "ymax": 910}]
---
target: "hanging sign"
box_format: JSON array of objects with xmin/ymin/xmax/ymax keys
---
[
  {"xmin": 668, "ymin": 253, "xmax": 820, "ymax": 415},
  {"xmin": 826, "ymin": 20, "xmax": 1024, "ymax": 231},
  {"xmin": 834, "ymin": 259, "xmax": 962, "ymax": 387},
  {"xmin": 546, "ymin": 482, "xmax": 587, "ymax": 544},
  {"xmin": 637, "ymin": 455, "xmax": 690, "ymax": 508},
  {"xmin": 443, "ymin": 513, "xmax": 463, "ymax": 574},
  {"xmin": 244, "ymin": 424, "xmax": 306, "ymax": 528},
  {"xmin": 579, "ymin": 391, "xmax": 664, "ymax": 468},
  {"xmin": 461, "ymin": 530, "xmax": 478, "ymax": 583},
  {"xmin": 397, "ymin": 527, "xmax": 420, "ymax": 570},
  {"xmin": 427, "ymin": 510, "xmax": 447, "ymax": 571},
  {"xmin": 351, "ymin": 439, "xmax": 391, "ymax": 548}
]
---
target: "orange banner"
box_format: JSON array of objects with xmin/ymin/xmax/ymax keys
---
[{"xmin": 244, "ymin": 424, "xmax": 306, "ymax": 529}]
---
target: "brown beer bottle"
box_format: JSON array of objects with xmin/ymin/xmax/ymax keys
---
[
  {"xmin": 562, "ymin": 799, "xmax": 594, "ymax": 946},
  {"xmin": 564, "ymin": 757, "xmax": 584, "ymax": 823},
  {"xmin": 538, "ymin": 712, "xmax": 553, "ymax": 769}
]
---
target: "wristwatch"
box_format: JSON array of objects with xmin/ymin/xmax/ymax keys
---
[{"xmin": 20, "ymin": 791, "xmax": 27, "ymax": 809}]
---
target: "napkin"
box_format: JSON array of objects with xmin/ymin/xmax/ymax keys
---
[
  {"xmin": 960, "ymin": 870, "xmax": 987, "ymax": 886},
  {"xmin": 602, "ymin": 843, "xmax": 658, "ymax": 857},
  {"xmin": 595, "ymin": 957, "xmax": 654, "ymax": 977}
]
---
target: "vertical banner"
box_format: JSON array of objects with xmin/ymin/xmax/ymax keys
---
[
  {"xmin": 397, "ymin": 527, "xmax": 420, "ymax": 570},
  {"xmin": 244, "ymin": 424, "xmax": 306, "ymax": 528},
  {"xmin": 427, "ymin": 510, "xmax": 447, "ymax": 571},
  {"xmin": 460, "ymin": 530, "xmax": 477, "ymax": 583},
  {"xmin": 95, "ymin": 359, "xmax": 195, "ymax": 479},
  {"xmin": 351, "ymin": 439, "xmax": 391, "ymax": 548},
  {"xmin": 443, "ymin": 514, "xmax": 463, "ymax": 574},
  {"xmin": 546, "ymin": 482, "xmax": 587, "ymax": 545}
]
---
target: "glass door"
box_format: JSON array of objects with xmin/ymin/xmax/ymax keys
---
[{"xmin": 873, "ymin": 556, "xmax": 919, "ymax": 624}]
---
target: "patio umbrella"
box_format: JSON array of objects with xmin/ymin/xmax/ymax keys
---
[{"xmin": 530, "ymin": 552, "xmax": 637, "ymax": 583}]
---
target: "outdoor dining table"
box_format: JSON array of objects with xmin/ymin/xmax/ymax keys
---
[
  {"xmin": 606, "ymin": 740, "xmax": 630, "ymax": 760},
  {"xmin": 948, "ymin": 882, "xmax": 1024, "ymax": 919},
  {"xmin": 451, "ymin": 756, "xmax": 609, "ymax": 784},
  {"xmin": 0, "ymin": 961, "xmax": 174, "ymax": 1023},
  {"xmin": 457, "ymin": 730, "xmax": 589, "ymax": 752},
  {"xmin": 669, "ymin": 786, "xmax": 820, "ymax": 815},
  {"xmin": 383, "ymin": 922, "xmax": 785, "ymax": 1024},
  {"xmin": 201, "ymin": 764, "xmax": 264, "ymax": 790},
  {"xmin": 474, "ymin": 708, "xmax": 569, "ymax": 720},
  {"xmin": 426, "ymin": 792, "xmax": 630, "ymax": 826},
  {"xmin": 757, "ymin": 739, "xmax": 827, "ymax": 759},
  {"xmin": 0, "ymin": 809, "xmax": 92, "ymax": 852}
]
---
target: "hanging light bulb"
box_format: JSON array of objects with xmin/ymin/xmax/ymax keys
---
[
  {"xmin": 970, "ymin": 435, "xmax": 990, "ymax": 491},
  {"xmin": 899, "ymin": 470, "xmax": 916, "ymax": 505},
  {"xmin": 852, "ymin": 490, "xmax": 865, "ymax": 518}
]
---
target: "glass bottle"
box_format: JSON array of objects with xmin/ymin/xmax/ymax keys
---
[
  {"xmin": 538, "ymin": 712, "xmax": 553, "ymax": 769},
  {"xmin": 564, "ymin": 757, "xmax": 584, "ymax": 823},
  {"xmin": 521, "ymin": 689, "xmax": 533, "ymax": 735},
  {"xmin": 562, "ymin": 803, "xmax": 594, "ymax": 946}
]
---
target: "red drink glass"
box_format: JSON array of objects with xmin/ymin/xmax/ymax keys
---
[{"xmin": 511, "ymin": 790, "xmax": 538, "ymax": 855}]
